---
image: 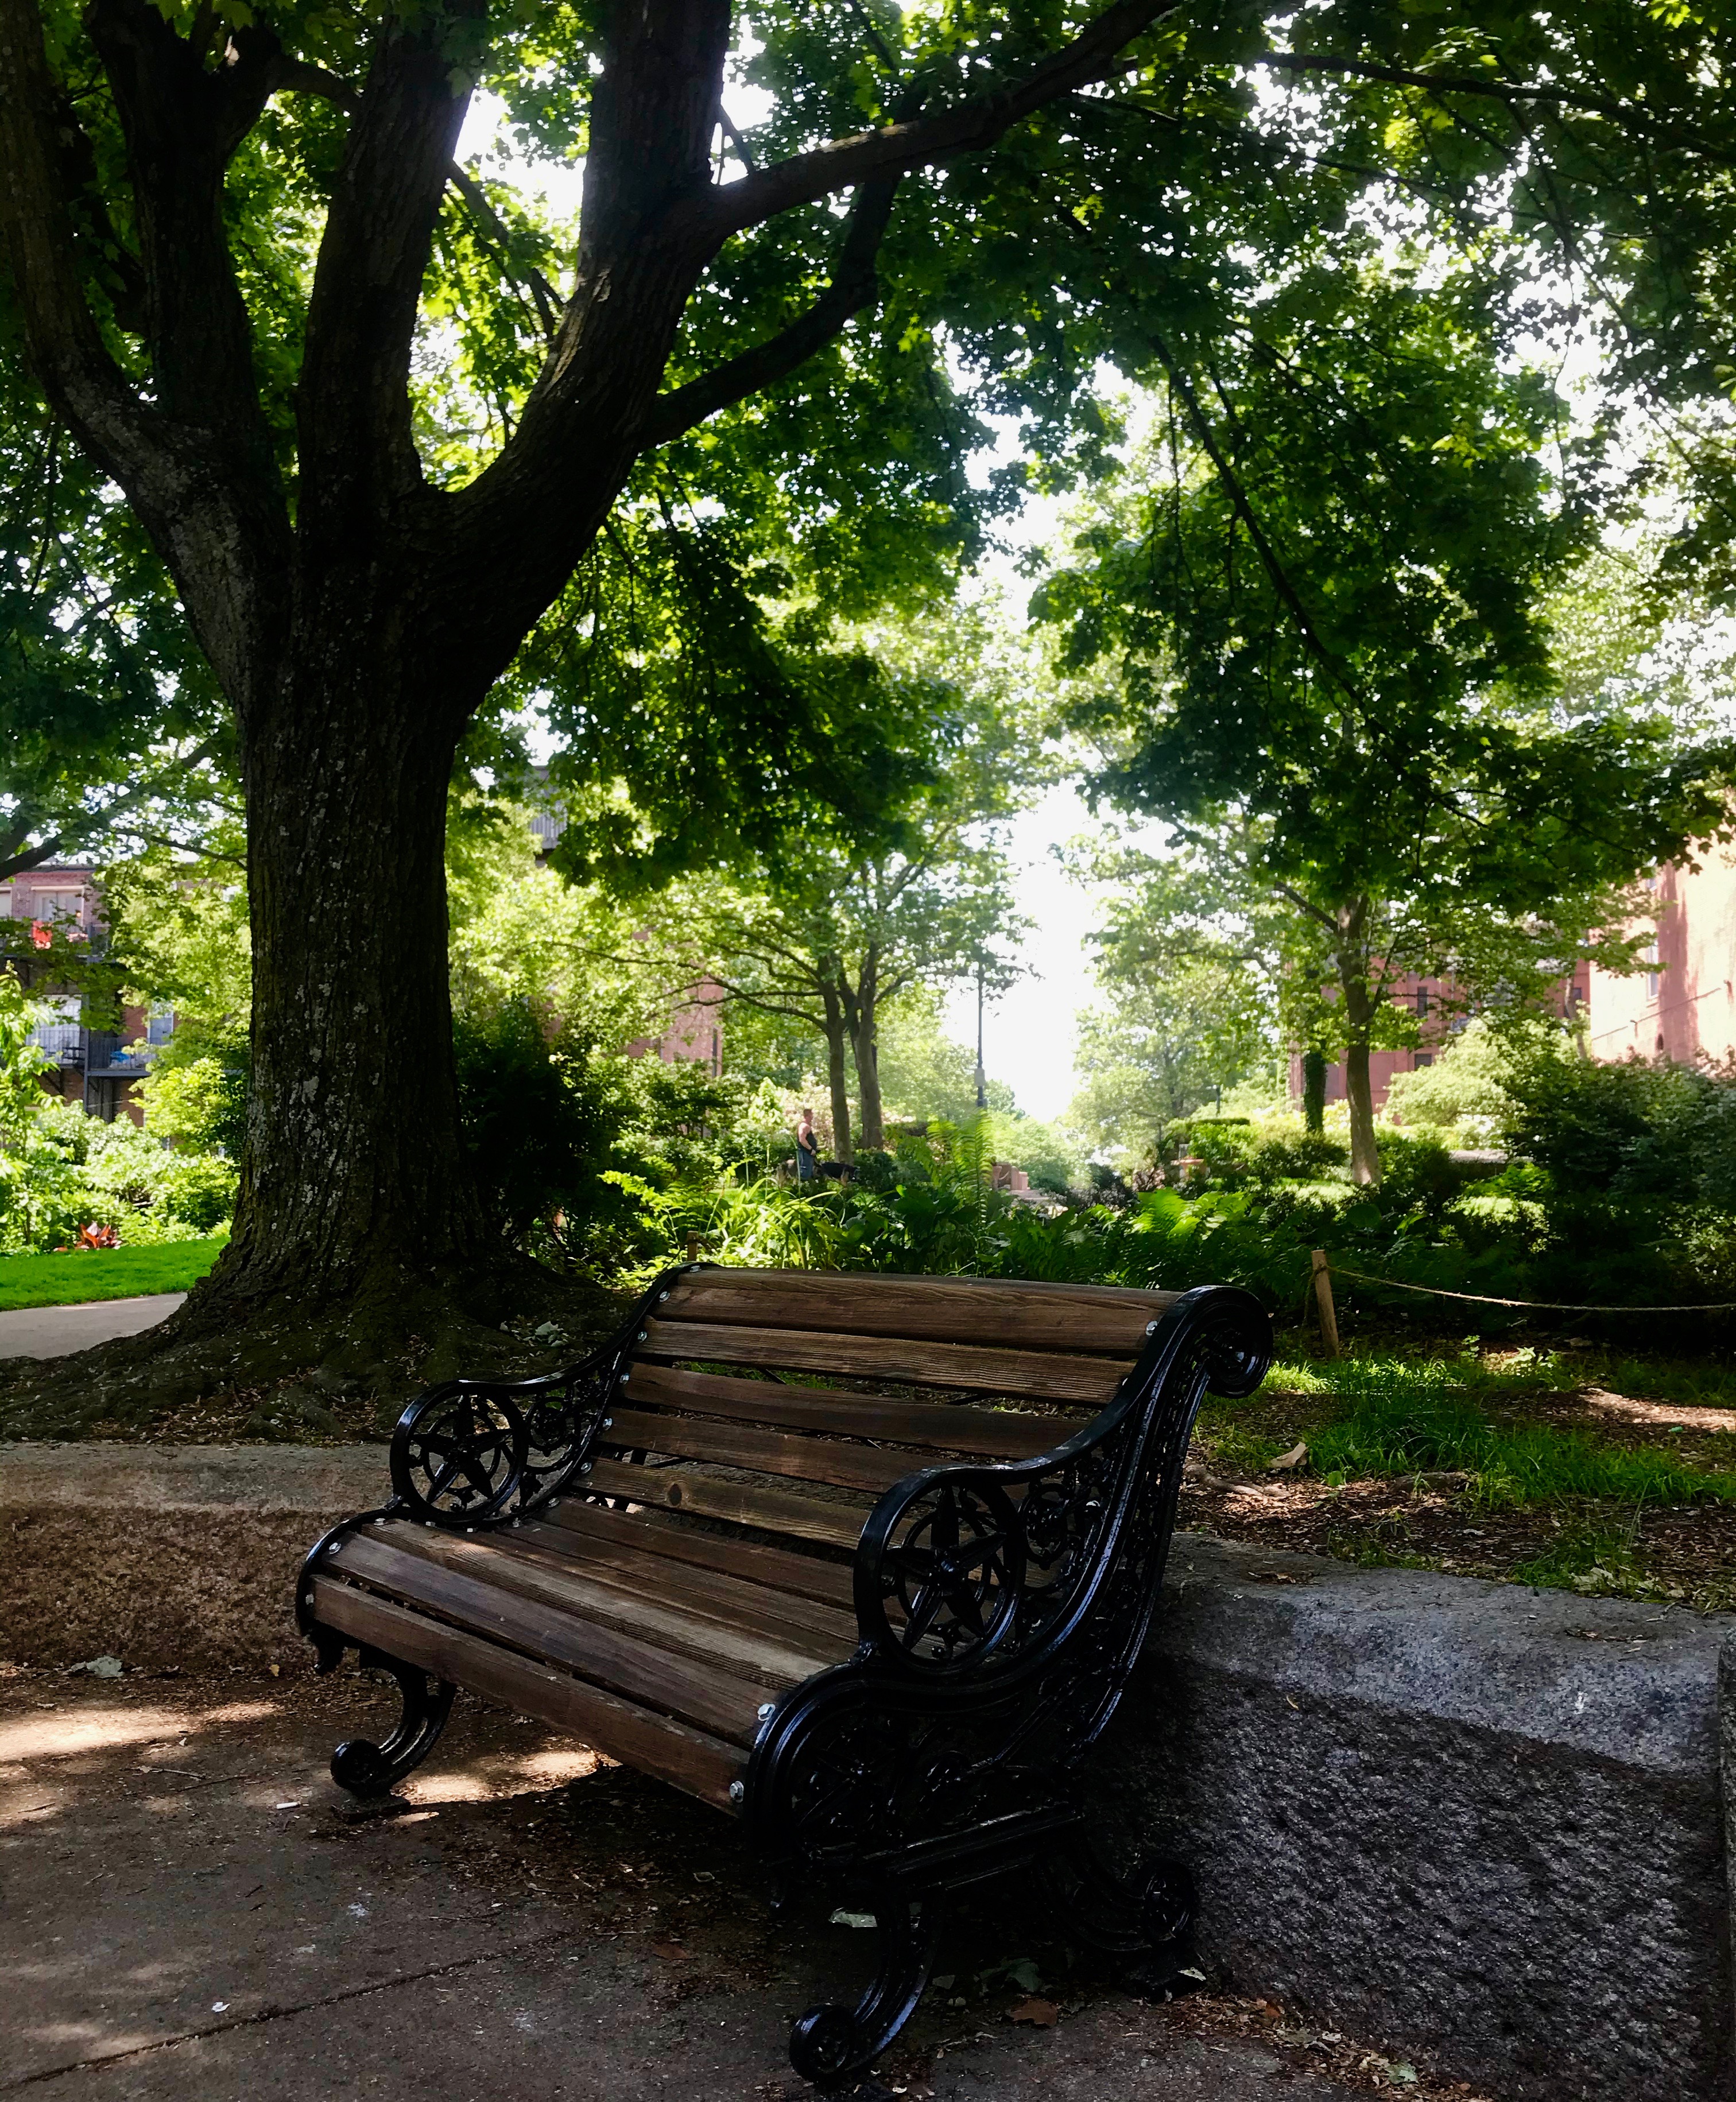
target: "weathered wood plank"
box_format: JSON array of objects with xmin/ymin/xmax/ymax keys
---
[
  {"xmin": 638, "ymin": 1318, "xmax": 1127, "ymax": 1402},
  {"xmin": 582, "ymin": 1457, "xmax": 871, "ymax": 1550},
  {"xmin": 621, "ymin": 1362, "xmax": 1091, "ymax": 1459},
  {"xmin": 317, "ymin": 1533, "xmax": 782, "ymax": 1742},
  {"xmin": 509, "ymin": 1519, "xmax": 860, "ymax": 1652},
  {"xmin": 308, "ymin": 1579, "xmax": 746, "ymax": 1811},
  {"xmin": 331, "ymin": 1521, "xmax": 844, "ymax": 1680},
  {"xmin": 656, "ymin": 1267, "xmax": 1173, "ymax": 1354},
  {"xmin": 603, "ymin": 1405, "xmax": 931, "ymax": 1495},
  {"xmin": 540, "ymin": 1497, "xmax": 857, "ymax": 1609}
]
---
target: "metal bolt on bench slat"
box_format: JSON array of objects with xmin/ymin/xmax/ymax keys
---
[
  {"xmin": 728, "ymin": 1781, "xmax": 745, "ymax": 1803},
  {"xmin": 1146, "ymin": 1321, "xmax": 1159, "ymax": 1335},
  {"xmin": 758, "ymin": 1703, "xmax": 776, "ymax": 1721}
]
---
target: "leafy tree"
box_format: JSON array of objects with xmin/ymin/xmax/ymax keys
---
[
  {"xmin": 1042, "ymin": 259, "xmax": 1733, "ymax": 1184},
  {"xmin": 0, "ymin": 344, "xmax": 230, "ymax": 886},
  {"xmin": 0, "ymin": 0, "xmax": 1214, "ymax": 1396},
  {"xmin": 1069, "ymin": 953, "xmax": 1272, "ymax": 1162},
  {"xmin": 875, "ymin": 982, "xmax": 1016, "ymax": 1128}
]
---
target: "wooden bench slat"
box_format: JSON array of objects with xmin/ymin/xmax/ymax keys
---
[
  {"xmin": 638, "ymin": 1318, "xmax": 1127, "ymax": 1402},
  {"xmin": 603, "ymin": 1405, "xmax": 933, "ymax": 1496},
  {"xmin": 658, "ymin": 1269, "xmax": 1174, "ymax": 1355},
  {"xmin": 540, "ymin": 1497, "xmax": 857, "ymax": 1609},
  {"xmin": 319, "ymin": 1533, "xmax": 783, "ymax": 1742},
  {"xmin": 582, "ymin": 1457, "xmax": 871, "ymax": 1550},
  {"xmin": 331, "ymin": 1522, "xmax": 846, "ymax": 1681},
  {"xmin": 507, "ymin": 1519, "xmax": 861, "ymax": 1655},
  {"xmin": 622, "ymin": 1362, "xmax": 1090, "ymax": 1459},
  {"xmin": 308, "ymin": 1579, "xmax": 746, "ymax": 1810}
]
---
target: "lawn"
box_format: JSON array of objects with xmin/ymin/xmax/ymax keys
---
[{"xmin": 0, "ymin": 1240, "xmax": 226, "ymax": 1311}]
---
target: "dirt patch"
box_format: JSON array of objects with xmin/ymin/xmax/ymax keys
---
[{"xmin": 1185, "ymin": 1374, "xmax": 1736, "ymax": 1609}]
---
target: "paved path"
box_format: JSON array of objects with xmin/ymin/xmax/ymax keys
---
[
  {"xmin": 0, "ymin": 1673, "xmax": 1455, "ymax": 2102},
  {"xmin": 0, "ymin": 1293, "xmax": 184, "ymax": 1360}
]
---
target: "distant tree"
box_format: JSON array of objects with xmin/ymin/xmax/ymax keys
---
[{"xmin": 1043, "ymin": 261, "xmax": 1733, "ymax": 1184}]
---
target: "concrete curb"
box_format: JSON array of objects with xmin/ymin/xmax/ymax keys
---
[
  {"xmin": 1118, "ymin": 1537, "xmax": 1734, "ymax": 2102},
  {"xmin": 2, "ymin": 1441, "xmax": 1730, "ymax": 2101}
]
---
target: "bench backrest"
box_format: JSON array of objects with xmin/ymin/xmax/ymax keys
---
[{"xmin": 578, "ymin": 1267, "xmax": 1181, "ymax": 1557}]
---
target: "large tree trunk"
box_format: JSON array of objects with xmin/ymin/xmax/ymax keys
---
[{"xmin": 227, "ymin": 647, "xmax": 482, "ymax": 1313}]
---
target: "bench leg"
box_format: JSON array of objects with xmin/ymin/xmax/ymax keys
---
[
  {"xmin": 788, "ymin": 1890, "xmax": 944, "ymax": 2085},
  {"xmin": 327, "ymin": 1645, "xmax": 457, "ymax": 1799},
  {"xmin": 1040, "ymin": 1838, "xmax": 1195, "ymax": 1989}
]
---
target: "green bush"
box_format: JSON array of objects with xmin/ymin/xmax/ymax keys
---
[{"xmin": 453, "ymin": 1000, "xmax": 631, "ymax": 1250}]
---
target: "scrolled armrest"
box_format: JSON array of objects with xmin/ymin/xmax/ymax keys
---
[
  {"xmin": 851, "ymin": 1283, "xmax": 1273, "ymax": 1676},
  {"xmin": 388, "ymin": 1265, "xmax": 695, "ymax": 1528}
]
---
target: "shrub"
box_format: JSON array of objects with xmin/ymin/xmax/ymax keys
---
[{"xmin": 452, "ymin": 1000, "xmax": 629, "ymax": 1248}]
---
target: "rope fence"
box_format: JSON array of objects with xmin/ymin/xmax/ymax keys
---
[{"xmin": 1305, "ymin": 1250, "xmax": 1736, "ymax": 1355}]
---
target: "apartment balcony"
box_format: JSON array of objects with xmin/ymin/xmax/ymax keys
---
[{"xmin": 26, "ymin": 1025, "xmax": 154, "ymax": 1078}]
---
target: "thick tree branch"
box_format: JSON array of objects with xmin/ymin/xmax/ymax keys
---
[
  {"xmin": 266, "ymin": 56, "xmax": 564, "ymax": 342},
  {"xmin": 685, "ymin": 0, "xmax": 1182, "ymax": 246},
  {"xmin": 296, "ymin": 7, "xmax": 481, "ymax": 544},
  {"xmin": 0, "ymin": 0, "xmax": 154, "ymax": 483},
  {"xmin": 642, "ymin": 176, "xmax": 901, "ymax": 446},
  {"xmin": 84, "ymin": 0, "xmax": 278, "ymax": 435}
]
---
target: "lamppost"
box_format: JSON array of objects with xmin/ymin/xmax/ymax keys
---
[{"xmin": 974, "ymin": 958, "xmax": 987, "ymax": 1112}]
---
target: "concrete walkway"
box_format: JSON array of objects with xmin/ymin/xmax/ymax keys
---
[
  {"xmin": 0, "ymin": 1671, "xmax": 1452, "ymax": 2102},
  {"xmin": 0, "ymin": 1293, "xmax": 184, "ymax": 1360}
]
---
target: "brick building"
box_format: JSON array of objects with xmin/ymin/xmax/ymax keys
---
[
  {"xmin": 0, "ymin": 862, "xmax": 160, "ymax": 1122},
  {"xmin": 1585, "ymin": 845, "xmax": 1736, "ymax": 1066},
  {"xmin": 1293, "ymin": 961, "xmax": 1594, "ymax": 1115}
]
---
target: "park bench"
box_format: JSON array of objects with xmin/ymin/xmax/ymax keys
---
[{"xmin": 295, "ymin": 1265, "xmax": 1270, "ymax": 2081}]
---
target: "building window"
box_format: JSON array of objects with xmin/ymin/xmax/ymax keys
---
[
  {"xmin": 1414, "ymin": 1052, "xmax": 1433, "ymax": 1068},
  {"xmin": 1414, "ymin": 984, "xmax": 1429, "ymax": 1017},
  {"xmin": 146, "ymin": 1010, "xmax": 175, "ymax": 1048}
]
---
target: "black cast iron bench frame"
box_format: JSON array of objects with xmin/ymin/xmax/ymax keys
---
[{"xmin": 294, "ymin": 1269, "xmax": 1271, "ymax": 2082}]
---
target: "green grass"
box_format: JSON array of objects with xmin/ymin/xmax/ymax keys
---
[
  {"xmin": 1305, "ymin": 1374, "xmax": 1736, "ymax": 1510},
  {"xmin": 0, "ymin": 1240, "xmax": 225, "ymax": 1311}
]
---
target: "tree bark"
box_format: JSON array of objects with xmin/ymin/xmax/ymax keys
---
[
  {"xmin": 820, "ymin": 980, "xmax": 855, "ymax": 1164},
  {"xmin": 841, "ymin": 948, "xmax": 885, "ymax": 1151},
  {"xmin": 226, "ymin": 633, "xmax": 480, "ymax": 1314},
  {"xmin": 1335, "ymin": 899, "xmax": 1381, "ymax": 1188}
]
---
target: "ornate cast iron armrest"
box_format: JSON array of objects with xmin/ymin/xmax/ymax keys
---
[
  {"xmin": 851, "ymin": 1283, "xmax": 1272, "ymax": 1677},
  {"xmin": 386, "ymin": 1263, "xmax": 696, "ymax": 1530}
]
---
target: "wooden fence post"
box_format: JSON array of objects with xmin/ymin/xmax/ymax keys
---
[{"xmin": 1311, "ymin": 1248, "xmax": 1341, "ymax": 1359}]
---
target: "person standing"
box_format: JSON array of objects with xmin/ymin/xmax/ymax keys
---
[{"xmin": 795, "ymin": 1107, "xmax": 820, "ymax": 1184}]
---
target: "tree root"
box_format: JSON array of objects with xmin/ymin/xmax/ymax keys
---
[{"xmin": 0, "ymin": 1250, "xmax": 626, "ymax": 1441}]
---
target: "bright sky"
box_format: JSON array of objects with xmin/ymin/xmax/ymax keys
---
[{"xmin": 942, "ymin": 782, "xmax": 1105, "ymax": 1121}]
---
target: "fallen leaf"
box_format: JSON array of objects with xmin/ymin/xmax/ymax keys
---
[
  {"xmin": 649, "ymin": 1940, "xmax": 689, "ymax": 1961},
  {"xmin": 829, "ymin": 1909, "xmax": 877, "ymax": 1929},
  {"xmin": 1009, "ymin": 1996, "xmax": 1059, "ymax": 2028},
  {"xmin": 1268, "ymin": 1442, "xmax": 1308, "ymax": 1472}
]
